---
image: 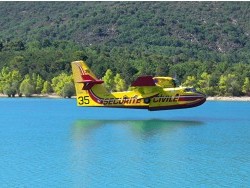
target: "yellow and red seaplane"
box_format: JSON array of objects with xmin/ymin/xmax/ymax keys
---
[{"xmin": 71, "ymin": 61, "xmax": 206, "ymax": 111}]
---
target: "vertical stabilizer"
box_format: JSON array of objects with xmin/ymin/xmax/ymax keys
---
[{"xmin": 71, "ymin": 61, "xmax": 108, "ymax": 106}]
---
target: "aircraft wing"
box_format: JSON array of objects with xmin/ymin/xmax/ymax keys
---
[{"xmin": 130, "ymin": 76, "xmax": 162, "ymax": 98}]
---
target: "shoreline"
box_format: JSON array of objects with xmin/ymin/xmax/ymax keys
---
[
  {"xmin": 0, "ymin": 94, "xmax": 76, "ymax": 99},
  {"xmin": 206, "ymin": 96, "xmax": 250, "ymax": 101},
  {"xmin": 0, "ymin": 94, "xmax": 250, "ymax": 101}
]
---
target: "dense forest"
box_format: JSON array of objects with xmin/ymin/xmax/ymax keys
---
[{"xmin": 0, "ymin": 2, "xmax": 250, "ymax": 97}]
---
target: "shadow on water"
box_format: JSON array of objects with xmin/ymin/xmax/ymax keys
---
[{"xmin": 72, "ymin": 119, "xmax": 204, "ymax": 140}]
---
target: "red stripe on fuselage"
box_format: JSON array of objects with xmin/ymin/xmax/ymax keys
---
[
  {"xmin": 149, "ymin": 97, "xmax": 206, "ymax": 111},
  {"xmin": 88, "ymin": 89, "xmax": 103, "ymax": 104},
  {"xmin": 178, "ymin": 95, "xmax": 204, "ymax": 101}
]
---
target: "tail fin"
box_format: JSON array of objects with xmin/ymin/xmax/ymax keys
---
[{"xmin": 71, "ymin": 61, "xmax": 108, "ymax": 106}]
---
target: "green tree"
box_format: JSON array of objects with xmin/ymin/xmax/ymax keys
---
[
  {"xmin": 0, "ymin": 67, "xmax": 22, "ymax": 97},
  {"xmin": 102, "ymin": 69, "xmax": 114, "ymax": 91},
  {"xmin": 62, "ymin": 82, "xmax": 75, "ymax": 98},
  {"xmin": 19, "ymin": 75, "xmax": 35, "ymax": 97},
  {"xmin": 73, "ymin": 51, "xmax": 88, "ymax": 61},
  {"xmin": 182, "ymin": 76, "xmax": 197, "ymax": 88},
  {"xmin": 242, "ymin": 77, "xmax": 250, "ymax": 96},
  {"xmin": 218, "ymin": 74, "xmax": 241, "ymax": 96},
  {"xmin": 218, "ymin": 75, "xmax": 227, "ymax": 95},
  {"xmin": 9, "ymin": 56, "xmax": 26, "ymax": 74},
  {"xmin": 0, "ymin": 42, "xmax": 3, "ymax": 51},
  {"xmin": 114, "ymin": 73, "xmax": 126, "ymax": 91},
  {"xmin": 35, "ymin": 75, "xmax": 45, "ymax": 94},
  {"xmin": 3, "ymin": 83, "xmax": 16, "ymax": 97},
  {"xmin": 0, "ymin": 67, "xmax": 11, "ymax": 94},
  {"xmin": 197, "ymin": 72, "xmax": 215, "ymax": 96},
  {"xmin": 156, "ymin": 63, "xmax": 169, "ymax": 76},
  {"xmin": 51, "ymin": 73, "xmax": 75, "ymax": 97},
  {"xmin": 41, "ymin": 81, "xmax": 53, "ymax": 94}
]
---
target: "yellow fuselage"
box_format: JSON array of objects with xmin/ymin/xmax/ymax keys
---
[{"xmin": 76, "ymin": 85, "xmax": 206, "ymax": 111}]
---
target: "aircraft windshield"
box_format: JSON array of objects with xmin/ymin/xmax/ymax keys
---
[{"xmin": 184, "ymin": 87, "xmax": 197, "ymax": 92}]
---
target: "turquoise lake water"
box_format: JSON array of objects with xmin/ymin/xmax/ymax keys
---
[{"xmin": 0, "ymin": 98, "xmax": 249, "ymax": 187}]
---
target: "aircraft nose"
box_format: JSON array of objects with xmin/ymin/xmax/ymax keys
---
[{"xmin": 198, "ymin": 92, "xmax": 207, "ymax": 103}]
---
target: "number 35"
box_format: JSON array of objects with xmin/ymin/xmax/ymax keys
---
[{"xmin": 78, "ymin": 96, "xmax": 90, "ymax": 105}]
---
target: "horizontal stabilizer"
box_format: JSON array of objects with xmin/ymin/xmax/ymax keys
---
[
  {"xmin": 77, "ymin": 74, "xmax": 104, "ymax": 90},
  {"xmin": 131, "ymin": 76, "xmax": 156, "ymax": 87}
]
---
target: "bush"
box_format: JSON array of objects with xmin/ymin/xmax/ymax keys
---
[
  {"xmin": 19, "ymin": 76, "xmax": 35, "ymax": 97},
  {"xmin": 62, "ymin": 82, "xmax": 75, "ymax": 98}
]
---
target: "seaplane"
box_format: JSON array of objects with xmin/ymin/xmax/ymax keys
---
[{"xmin": 71, "ymin": 61, "xmax": 206, "ymax": 111}]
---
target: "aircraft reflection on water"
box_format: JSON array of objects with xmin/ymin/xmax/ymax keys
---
[{"xmin": 71, "ymin": 119, "xmax": 204, "ymax": 140}]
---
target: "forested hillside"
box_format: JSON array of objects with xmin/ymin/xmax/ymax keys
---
[{"xmin": 0, "ymin": 2, "xmax": 250, "ymax": 97}]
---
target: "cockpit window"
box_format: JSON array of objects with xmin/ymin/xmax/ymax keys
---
[{"xmin": 184, "ymin": 88, "xmax": 196, "ymax": 92}]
